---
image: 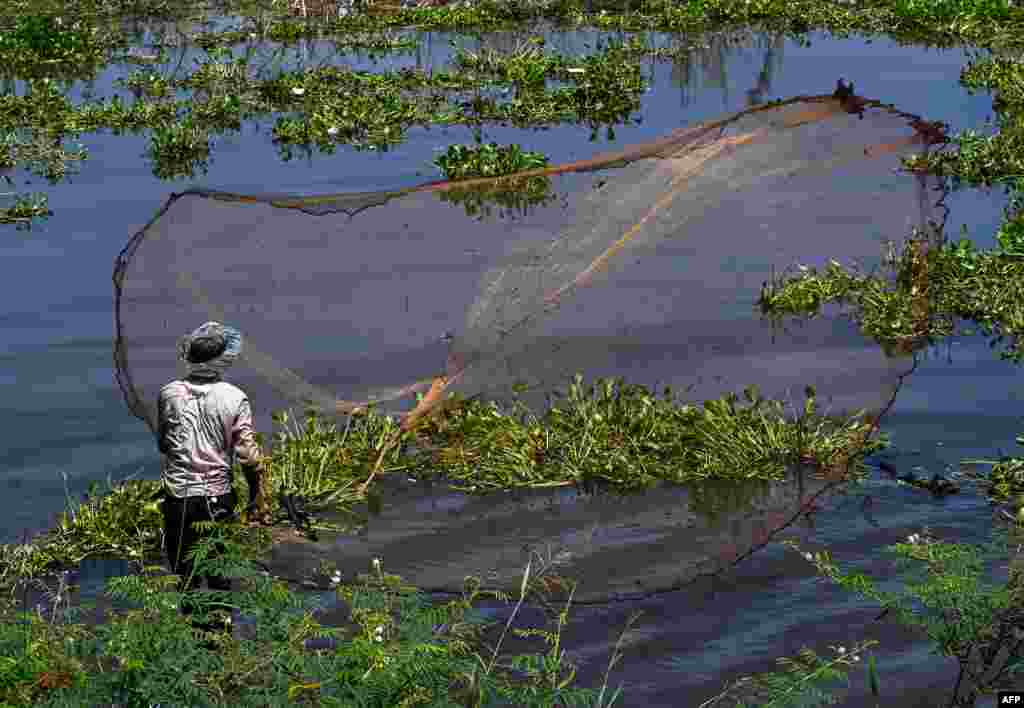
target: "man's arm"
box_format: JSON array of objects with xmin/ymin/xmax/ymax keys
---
[
  {"xmin": 232, "ymin": 398, "xmax": 266, "ymax": 513},
  {"xmin": 157, "ymin": 388, "xmax": 174, "ymax": 455}
]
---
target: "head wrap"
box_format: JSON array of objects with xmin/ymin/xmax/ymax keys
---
[{"xmin": 178, "ymin": 321, "xmax": 242, "ymax": 380}]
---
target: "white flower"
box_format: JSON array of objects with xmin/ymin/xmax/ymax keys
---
[
  {"xmin": 327, "ymin": 126, "xmax": 339, "ymax": 136},
  {"xmin": 908, "ymin": 534, "xmax": 920, "ymax": 544},
  {"xmin": 374, "ymin": 625, "xmax": 385, "ymax": 642},
  {"xmin": 372, "ymin": 558, "xmax": 382, "ymax": 572},
  {"xmin": 292, "ymin": 87, "xmax": 306, "ymax": 96},
  {"xmin": 567, "ymin": 67, "xmax": 586, "ymax": 74},
  {"xmin": 837, "ymin": 646, "xmax": 846, "ymax": 654},
  {"xmin": 852, "ymin": 655, "xmax": 861, "ymax": 662},
  {"xmin": 249, "ymin": 33, "xmax": 257, "ymax": 40},
  {"xmin": 802, "ymin": 552, "xmax": 814, "ymax": 562}
]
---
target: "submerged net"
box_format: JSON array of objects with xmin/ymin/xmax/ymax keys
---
[{"xmin": 115, "ymin": 92, "xmax": 947, "ymax": 442}]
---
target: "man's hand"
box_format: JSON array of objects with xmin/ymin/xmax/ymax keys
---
[{"xmin": 242, "ymin": 461, "xmax": 274, "ymax": 525}]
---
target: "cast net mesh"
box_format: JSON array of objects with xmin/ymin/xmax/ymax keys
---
[
  {"xmin": 115, "ymin": 93, "xmax": 947, "ymax": 439},
  {"xmin": 114, "ymin": 93, "xmax": 949, "ymax": 599}
]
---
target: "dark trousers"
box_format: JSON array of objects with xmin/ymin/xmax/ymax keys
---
[{"xmin": 162, "ymin": 491, "xmax": 237, "ymax": 636}]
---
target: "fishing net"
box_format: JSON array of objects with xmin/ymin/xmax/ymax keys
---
[
  {"xmin": 114, "ymin": 92, "xmax": 950, "ymax": 600},
  {"xmin": 114, "ymin": 92, "xmax": 948, "ymax": 442}
]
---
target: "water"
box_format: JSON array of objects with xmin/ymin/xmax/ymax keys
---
[{"xmin": 2, "ymin": 24, "xmax": 1022, "ymax": 705}]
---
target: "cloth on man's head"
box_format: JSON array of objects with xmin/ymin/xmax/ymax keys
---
[
  {"xmin": 178, "ymin": 321, "xmax": 242, "ymax": 380},
  {"xmin": 188, "ymin": 333, "xmax": 227, "ymax": 364}
]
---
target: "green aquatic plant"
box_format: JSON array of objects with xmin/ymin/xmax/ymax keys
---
[
  {"xmin": 0, "ymin": 30, "xmax": 649, "ymax": 198},
  {"xmin": 0, "ymin": 192, "xmax": 52, "ymax": 228},
  {"xmin": 432, "ymin": 141, "xmax": 549, "ymax": 179},
  {"xmin": 30, "ymin": 0, "xmax": 1024, "ymax": 223},
  {"xmin": 431, "ymin": 140, "xmax": 557, "ymax": 217},
  {"xmin": 409, "ymin": 375, "xmax": 887, "ymax": 492},
  {"xmin": 759, "ymin": 235, "xmax": 1024, "ymax": 363},
  {"xmin": 147, "ymin": 118, "xmax": 212, "ymax": 179},
  {"xmin": 784, "ymin": 522, "xmax": 1024, "ymax": 707},
  {"xmin": 962, "ymin": 433, "xmax": 1024, "ymax": 504},
  {"xmin": 263, "ymin": 406, "xmax": 407, "ymax": 516},
  {"xmin": 0, "ymin": 14, "xmax": 111, "ymax": 80}
]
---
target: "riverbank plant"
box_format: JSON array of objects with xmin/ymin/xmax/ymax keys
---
[
  {"xmin": 0, "ymin": 521, "xmax": 635, "ymax": 706},
  {"xmin": 780, "ymin": 518, "xmax": 1024, "ymax": 707},
  {"xmin": 696, "ymin": 639, "xmax": 881, "ymax": 708}
]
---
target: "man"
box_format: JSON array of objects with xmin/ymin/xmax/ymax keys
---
[{"xmin": 157, "ymin": 321, "xmax": 265, "ymax": 638}]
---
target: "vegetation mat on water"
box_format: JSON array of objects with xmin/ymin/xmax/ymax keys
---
[
  {"xmin": 758, "ymin": 227, "xmax": 1024, "ymax": 363},
  {"xmin": 6, "ymin": 0, "xmax": 1024, "ymax": 226},
  {"xmin": 0, "ymin": 375, "xmax": 886, "ymax": 597},
  {"xmin": 407, "ymin": 376, "xmax": 887, "ymax": 492}
]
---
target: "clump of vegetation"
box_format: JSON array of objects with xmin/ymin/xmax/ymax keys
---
[
  {"xmin": 431, "ymin": 139, "xmax": 557, "ymax": 218},
  {"xmin": 408, "ymin": 376, "xmax": 887, "ymax": 493},
  {"xmin": 759, "ymin": 234, "xmax": 1024, "ymax": 363},
  {"xmin": 432, "ymin": 140, "xmax": 549, "ymax": 180},
  {"xmin": 905, "ymin": 54, "xmax": 1024, "ymax": 189},
  {"xmin": 961, "ymin": 434, "xmax": 1024, "ymax": 505},
  {"xmin": 0, "ymin": 191, "xmax": 51, "ymax": 228},
  {"xmin": 147, "ymin": 118, "xmax": 213, "ymax": 179},
  {"xmin": 0, "ymin": 14, "xmax": 110, "ymax": 80}
]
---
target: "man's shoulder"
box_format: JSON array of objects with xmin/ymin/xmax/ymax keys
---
[
  {"xmin": 210, "ymin": 380, "xmax": 249, "ymax": 402},
  {"xmin": 159, "ymin": 380, "xmax": 186, "ymax": 398}
]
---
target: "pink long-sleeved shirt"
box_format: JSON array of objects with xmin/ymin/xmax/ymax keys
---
[{"xmin": 157, "ymin": 378, "xmax": 262, "ymax": 498}]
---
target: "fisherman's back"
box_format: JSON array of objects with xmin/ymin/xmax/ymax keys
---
[{"xmin": 159, "ymin": 378, "xmax": 259, "ymax": 499}]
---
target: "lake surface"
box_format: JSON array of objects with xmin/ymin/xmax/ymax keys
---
[{"xmin": 2, "ymin": 25, "xmax": 1021, "ymax": 705}]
